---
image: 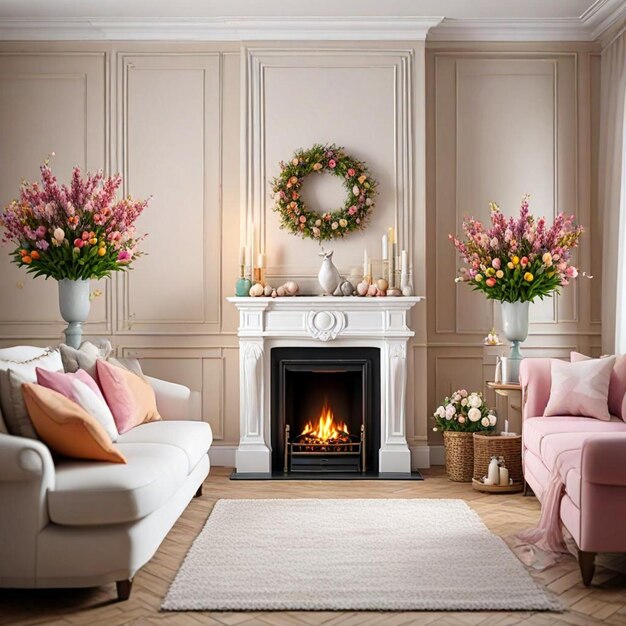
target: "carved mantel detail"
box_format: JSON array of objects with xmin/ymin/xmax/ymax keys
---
[{"xmin": 304, "ymin": 310, "xmax": 346, "ymax": 341}]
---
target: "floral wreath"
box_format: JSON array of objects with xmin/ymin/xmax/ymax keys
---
[{"xmin": 271, "ymin": 143, "xmax": 377, "ymax": 241}]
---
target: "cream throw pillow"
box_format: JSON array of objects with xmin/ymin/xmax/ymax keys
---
[{"xmin": 544, "ymin": 357, "xmax": 616, "ymax": 421}]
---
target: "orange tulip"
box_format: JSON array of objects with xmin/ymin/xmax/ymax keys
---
[
  {"xmin": 22, "ymin": 255, "xmax": 32, "ymax": 264},
  {"xmin": 20, "ymin": 249, "xmax": 27, "ymax": 256},
  {"xmin": 30, "ymin": 250, "xmax": 40, "ymax": 260}
]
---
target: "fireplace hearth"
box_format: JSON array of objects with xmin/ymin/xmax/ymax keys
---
[{"xmin": 271, "ymin": 347, "xmax": 380, "ymax": 475}]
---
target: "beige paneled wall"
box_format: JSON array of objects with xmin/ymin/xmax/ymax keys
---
[
  {"xmin": 426, "ymin": 42, "xmax": 601, "ymax": 446},
  {"xmin": 0, "ymin": 39, "xmax": 601, "ymax": 463}
]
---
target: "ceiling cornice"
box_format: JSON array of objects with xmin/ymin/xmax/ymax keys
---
[{"xmin": 0, "ymin": 16, "xmax": 444, "ymax": 41}]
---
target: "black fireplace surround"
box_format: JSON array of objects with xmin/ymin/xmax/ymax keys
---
[{"xmin": 271, "ymin": 347, "xmax": 380, "ymax": 474}]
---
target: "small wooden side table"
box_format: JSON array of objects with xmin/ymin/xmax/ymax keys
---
[
  {"xmin": 487, "ymin": 381, "xmax": 523, "ymax": 435},
  {"xmin": 472, "ymin": 433, "xmax": 523, "ymax": 494}
]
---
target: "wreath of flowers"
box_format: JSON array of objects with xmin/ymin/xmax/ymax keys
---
[{"xmin": 271, "ymin": 143, "xmax": 377, "ymax": 241}]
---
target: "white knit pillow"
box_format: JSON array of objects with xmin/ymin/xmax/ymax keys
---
[{"xmin": 544, "ymin": 357, "xmax": 615, "ymax": 421}]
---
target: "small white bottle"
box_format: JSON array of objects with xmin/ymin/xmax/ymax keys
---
[
  {"xmin": 499, "ymin": 465, "xmax": 510, "ymax": 486},
  {"xmin": 487, "ymin": 456, "xmax": 500, "ymax": 486}
]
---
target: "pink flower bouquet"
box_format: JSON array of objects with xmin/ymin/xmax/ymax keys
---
[
  {"xmin": 433, "ymin": 390, "xmax": 496, "ymax": 433},
  {"xmin": 449, "ymin": 196, "xmax": 583, "ymax": 302},
  {"xmin": 0, "ymin": 157, "xmax": 148, "ymax": 281}
]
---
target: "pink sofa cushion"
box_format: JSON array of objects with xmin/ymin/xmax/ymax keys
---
[
  {"xmin": 571, "ymin": 352, "xmax": 626, "ymax": 421},
  {"xmin": 544, "ymin": 358, "xmax": 615, "ymax": 421},
  {"xmin": 523, "ymin": 416, "xmax": 626, "ymax": 458}
]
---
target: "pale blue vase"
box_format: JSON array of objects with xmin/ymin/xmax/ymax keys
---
[
  {"xmin": 58, "ymin": 279, "xmax": 91, "ymax": 348},
  {"xmin": 500, "ymin": 300, "xmax": 530, "ymax": 383}
]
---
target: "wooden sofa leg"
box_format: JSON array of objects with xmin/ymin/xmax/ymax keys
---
[
  {"xmin": 116, "ymin": 579, "xmax": 133, "ymax": 601},
  {"xmin": 578, "ymin": 550, "xmax": 596, "ymax": 587},
  {"xmin": 194, "ymin": 484, "xmax": 203, "ymax": 498}
]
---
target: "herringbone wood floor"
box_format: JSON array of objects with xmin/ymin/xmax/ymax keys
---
[{"xmin": 1, "ymin": 466, "xmax": 626, "ymax": 626}]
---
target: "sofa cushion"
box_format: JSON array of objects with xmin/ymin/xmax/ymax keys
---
[
  {"xmin": 49, "ymin": 442, "xmax": 188, "ymax": 526},
  {"xmin": 117, "ymin": 420, "xmax": 212, "ymax": 473},
  {"xmin": 544, "ymin": 357, "xmax": 615, "ymax": 421},
  {"xmin": 523, "ymin": 416, "xmax": 626, "ymax": 458}
]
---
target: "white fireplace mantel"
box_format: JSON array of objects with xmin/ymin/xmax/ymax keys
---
[{"xmin": 227, "ymin": 295, "xmax": 424, "ymax": 474}]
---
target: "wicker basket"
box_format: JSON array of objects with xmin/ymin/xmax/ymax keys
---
[
  {"xmin": 473, "ymin": 433, "xmax": 523, "ymax": 483},
  {"xmin": 443, "ymin": 431, "xmax": 474, "ymax": 482}
]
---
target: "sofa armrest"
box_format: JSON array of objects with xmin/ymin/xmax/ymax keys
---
[
  {"xmin": 519, "ymin": 358, "xmax": 554, "ymax": 420},
  {"xmin": 146, "ymin": 376, "xmax": 201, "ymax": 421},
  {"xmin": 0, "ymin": 433, "xmax": 55, "ymax": 585},
  {"xmin": 582, "ymin": 435, "xmax": 626, "ymax": 486}
]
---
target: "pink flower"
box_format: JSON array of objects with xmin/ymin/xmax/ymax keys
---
[
  {"xmin": 491, "ymin": 258, "xmax": 501, "ymax": 270},
  {"xmin": 279, "ymin": 191, "xmax": 285, "ymax": 198},
  {"xmin": 485, "ymin": 277, "xmax": 496, "ymax": 287},
  {"xmin": 328, "ymin": 159, "xmax": 336, "ymax": 169},
  {"xmin": 347, "ymin": 168, "xmax": 356, "ymax": 177},
  {"xmin": 520, "ymin": 256, "xmax": 529, "ymax": 267},
  {"xmin": 117, "ymin": 250, "xmax": 131, "ymax": 263},
  {"xmin": 81, "ymin": 231, "xmax": 90, "ymax": 241},
  {"xmin": 35, "ymin": 225, "xmax": 47, "ymax": 238},
  {"xmin": 36, "ymin": 239, "xmax": 49, "ymax": 250},
  {"xmin": 348, "ymin": 205, "xmax": 357, "ymax": 215},
  {"xmin": 299, "ymin": 215, "xmax": 306, "ymax": 223},
  {"xmin": 566, "ymin": 266, "xmax": 578, "ymax": 278},
  {"xmin": 73, "ymin": 238, "xmax": 84, "ymax": 248}
]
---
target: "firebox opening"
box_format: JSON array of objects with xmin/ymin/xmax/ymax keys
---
[{"xmin": 271, "ymin": 347, "xmax": 380, "ymax": 475}]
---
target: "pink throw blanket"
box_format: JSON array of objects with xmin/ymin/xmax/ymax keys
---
[{"xmin": 511, "ymin": 449, "xmax": 580, "ymax": 570}]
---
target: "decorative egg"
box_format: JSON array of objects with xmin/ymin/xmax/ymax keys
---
[
  {"xmin": 249, "ymin": 283, "xmax": 264, "ymax": 297},
  {"xmin": 367, "ymin": 284, "xmax": 378, "ymax": 297},
  {"xmin": 283, "ymin": 280, "xmax": 299, "ymax": 295},
  {"xmin": 263, "ymin": 285, "xmax": 273, "ymax": 297},
  {"xmin": 377, "ymin": 278, "xmax": 389, "ymax": 291},
  {"xmin": 333, "ymin": 283, "xmax": 344, "ymax": 296},
  {"xmin": 277, "ymin": 286, "xmax": 286, "ymax": 297},
  {"xmin": 340, "ymin": 281, "xmax": 354, "ymax": 296},
  {"xmin": 271, "ymin": 289, "xmax": 277, "ymax": 298},
  {"xmin": 387, "ymin": 288, "xmax": 402, "ymax": 297},
  {"xmin": 356, "ymin": 281, "xmax": 369, "ymax": 296},
  {"xmin": 377, "ymin": 288, "xmax": 387, "ymax": 297},
  {"xmin": 402, "ymin": 285, "xmax": 414, "ymax": 296}
]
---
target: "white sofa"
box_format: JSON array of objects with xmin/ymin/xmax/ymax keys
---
[{"xmin": 0, "ymin": 346, "xmax": 212, "ymax": 601}]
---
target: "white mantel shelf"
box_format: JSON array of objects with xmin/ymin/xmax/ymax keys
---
[{"xmin": 227, "ymin": 295, "xmax": 424, "ymax": 475}]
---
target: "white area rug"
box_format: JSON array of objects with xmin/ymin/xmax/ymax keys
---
[{"xmin": 162, "ymin": 499, "xmax": 560, "ymax": 612}]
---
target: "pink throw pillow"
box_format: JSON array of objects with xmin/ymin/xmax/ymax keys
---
[
  {"xmin": 544, "ymin": 357, "xmax": 616, "ymax": 421},
  {"xmin": 96, "ymin": 359, "xmax": 161, "ymax": 434},
  {"xmin": 36, "ymin": 367, "xmax": 119, "ymax": 441},
  {"xmin": 571, "ymin": 352, "xmax": 626, "ymax": 421}
]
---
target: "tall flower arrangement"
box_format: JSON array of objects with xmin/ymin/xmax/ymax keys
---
[
  {"xmin": 0, "ymin": 157, "xmax": 148, "ymax": 281},
  {"xmin": 449, "ymin": 196, "xmax": 583, "ymax": 302}
]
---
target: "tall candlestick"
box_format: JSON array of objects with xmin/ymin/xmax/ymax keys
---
[
  {"xmin": 388, "ymin": 227, "xmax": 395, "ymax": 245},
  {"xmin": 382, "ymin": 234, "xmax": 388, "ymax": 260},
  {"xmin": 389, "ymin": 243, "xmax": 397, "ymax": 288},
  {"xmin": 239, "ymin": 246, "xmax": 246, "ymax": 266},
  {"xmin": 258, "ymin": 253, "xmax": 266, "ymax": 269},
  {"xmin": 363, "ymin": 249, "xmax": 369, "ymax": 279},
  {"xmin": 400, "ymin": 249, "xmax": 408, "ymax": 289}
]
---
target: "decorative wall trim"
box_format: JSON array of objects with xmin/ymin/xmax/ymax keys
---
[{"xmin": 0, "ymin": 16, "xmax": 443, "ymax": 42}]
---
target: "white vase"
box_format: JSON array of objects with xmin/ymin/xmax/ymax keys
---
[
  {"xmin": 500, "ymin": 300, "xmax": 530, "ymax": 383},
  {"xmin": 58, "ymin": 279, "xmax": 91, "ymax": 349},
  {"xmin": 318, "ymin": 249, "xmax": 341, "ymax": 295}
]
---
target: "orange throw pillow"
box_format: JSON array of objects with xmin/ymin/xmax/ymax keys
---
[
  {"xmin": 96, "ymin": 359, "xmax": 161, "ymax": 434},
  {"xmin": 22, "ymin": 383, "xmax": 126, "ymax": 463}
]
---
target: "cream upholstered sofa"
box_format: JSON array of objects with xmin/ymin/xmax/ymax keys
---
[{"xmin": 0, "ymin": 346, "xmax": 212, "ymax": 601}]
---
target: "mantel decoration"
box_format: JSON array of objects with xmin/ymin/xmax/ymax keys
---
[
  {"xmin": 433, "ymin": 389, "xmax": 497, "ymax": 482},
  {"xmin": 0, "ymin": 155, "xmax": 149, "ymax": 348},
  {"xmin": 271, "ymin": 143, "xmax": 377, "ymax": 241},
  {"xmin": 450, "ymin": 196, "xmax": 584, "ymax": 382}
]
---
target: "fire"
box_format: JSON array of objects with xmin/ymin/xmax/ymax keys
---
[{"xmin": 300, "ymin": 401, "xmax": 349, "ymax": 443}]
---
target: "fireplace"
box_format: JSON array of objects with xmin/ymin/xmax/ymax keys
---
[{"xmin": 271, "ymin": 347, "xmax": 380, "ymax": 474}]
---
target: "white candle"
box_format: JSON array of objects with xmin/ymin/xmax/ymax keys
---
[
  {"xmin": 239, "ymin": 246, "xmax": 246, "ymax": 266},
  {"xmin": 401, "ymin": 250, "xmax": 408, "ymax": 274},
  {"xmin": 363, "ymin": 249, "xmax": 369, "ymax": 277},
  {"xmin": 504, "ymin": 419, "xmax": 509, "ymax": 434},
  {"xmin": 258, "ymin": 253, "xmax": 266, "ymax": 269},
  {"xmin": 382, "ymin": 234, "xmax": 388, "ymax": 260},
  {"xmin": 499, "ymin": 466, "xmax": 510, "ymax": 486},
  {"xmin": 388, "ymin": 226, "xmax": 395, "ymax": 245}
]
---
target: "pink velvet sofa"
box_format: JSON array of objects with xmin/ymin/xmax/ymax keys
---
[{"xmin": 520, "ymin": 358, "xmax": 626, "ymax": 585}]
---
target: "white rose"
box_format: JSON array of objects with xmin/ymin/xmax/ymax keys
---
[
  {"xmin": 468, "ymin": 394, "xmax": 482, "ymax": 409},
  {"xmin": 488, "ymin": 414, "xmax": 497, "ymax": 426},
  {"xmin": 453, "ymin": 393, "xmax": 461, "ymax": 402},
  {"xmin": 53, "ymin": 227, "xmax": 65, "ymax": 242},
  {"xmin": 481, "ymin": 417, "xmax": 490, "ymax": 427},
  {"xmin": 435, "ymin": 406, "xmax": 445, "ymax": 418},
  {"xmin": 468, "ymin": 407, "xmax": 481, "ymax": 422},
  {"xmin": 352, "ymin": 185, "xmax": 360, "ymax": 195},
  {"xmin": 445, "ymin": 404, "xmax": 456, "ymax": 418},
  {"xmin": 461, "ymin": 398, "xmax": 468, "ymax": 407},
  {"xmin": 460, "ymin": 389, "xmax": 468, "ymax": 397},
  {"xmin": 458, "ymin": 415, "xmax": 466, "ymax": 424}
]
